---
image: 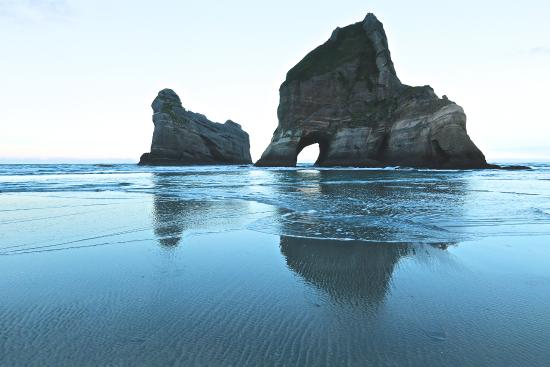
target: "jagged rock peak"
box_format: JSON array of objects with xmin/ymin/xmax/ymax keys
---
[
  {"xmin": 152, "ymin": 88, "xmax": 185, "ymax": 114},
  {"xmin": 362, "ymin": 12, "xmax": 381, "ymax": 29},
  {"xmin": 139, "ymin": 89, "xmax": 252, "ymax": 166}
]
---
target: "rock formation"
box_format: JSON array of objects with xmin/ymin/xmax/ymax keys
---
[
  {"xmin": 139, "ymin": 89, "xmax": 252, "ymax": 165},
  {"xmin": 256, "ymin": 13, "xmax": 489, "ymax": 168}
]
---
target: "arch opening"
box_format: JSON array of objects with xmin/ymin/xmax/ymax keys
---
[
  {"xmin": 296, "ymin": 134, "xmax": 330, "ymax": 166},
  {"xmin": 297, "ymin": 144, "xmax": 320, "ymax": 165}
]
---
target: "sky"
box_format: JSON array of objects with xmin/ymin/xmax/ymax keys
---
[{"xmin": 0, "ymin": 0, "xmax": 549, "ymax": 163}]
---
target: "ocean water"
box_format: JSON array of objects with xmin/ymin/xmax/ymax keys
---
[{"xmin": 1, "ymin": 163, "xmax": 550, "ymax": 366}]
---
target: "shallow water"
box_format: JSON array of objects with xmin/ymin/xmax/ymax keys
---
[{"xmin": 1, "ymin": 163, "xmax": 550, "ymax": 366}]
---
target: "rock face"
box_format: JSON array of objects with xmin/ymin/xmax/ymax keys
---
[
  {"xmin": 139, "ymin": 89, "xmax": 252, "ymax": 165},
  {"xmin": 256, "ymin": 13, "xmax": 488, "ymax": 168}
]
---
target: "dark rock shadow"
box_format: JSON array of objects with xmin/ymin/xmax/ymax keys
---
[
  {"xmin": 151, "ymin": 172, "xmax": 253, "ymax": 248},
  {"xmin": 151, "ymin": 173, "xmax": 212, "ymax": 248},
  {"xmin": 280, "ymin": 236, "xmax": 413, "ymax": 306},
  {"xmin": 153, "ymin": 196, "xmax": 199, "ymax": 247},
  {"xmin": 280, "ymin": 236, "xmax": 454, "ymax": 307}
]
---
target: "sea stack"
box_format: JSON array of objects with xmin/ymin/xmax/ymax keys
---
[
  {"xmin": 139, "ymin": 89, "xmax": 252, "ymax": 165},
  {"xmin": 256, "ymin": 13, "xmax": 488, "ymax": 168}
]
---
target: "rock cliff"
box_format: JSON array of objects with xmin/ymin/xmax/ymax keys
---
[
  {"xmin": 139, "ymin": 89, "xmax": 252, "ymax": 165},
  {"xmin": 256, "ymin": 13, "xmax": 488, "ymax": 168}
]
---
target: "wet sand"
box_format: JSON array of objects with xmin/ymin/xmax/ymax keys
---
[{"xmin": 1, "ymin": 164, "xmax": 550, "ymax": 366}]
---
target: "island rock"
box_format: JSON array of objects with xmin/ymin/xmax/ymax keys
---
[
  {"xmin": 256, "ymin": 13, "xmax": 489, "ymax": 168},
  {"xmin": 140, "ymin": 89, "xmax": 252, "ymax": 165}
]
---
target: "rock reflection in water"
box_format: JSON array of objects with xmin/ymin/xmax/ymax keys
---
[
  {"xmin": 280, "ymin": 236, "xmax": 449, "ymax": 306},
  {"xmin": 151, "ymin": 172, "xmax": 257, "ymax": 248},
  {"xmin": 153, "ymin": 196, "xmax": 208, "ymax": 247},
  {"xmin": 151, "ymin": 173, "xmax": 210, "ymax": 247}
]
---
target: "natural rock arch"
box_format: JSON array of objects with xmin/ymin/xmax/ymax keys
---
[
  {"xmin": 255, "ymin": 13, "xmax": 488, "ymax": 169},
  {"xmin": 296, "ymin": 132, "xmax": 331, "ymax": 165}
]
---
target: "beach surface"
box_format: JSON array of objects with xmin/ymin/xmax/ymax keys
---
[{"xmin": 1, "ymin": 163, "xmax": 550, "ymax": 366}]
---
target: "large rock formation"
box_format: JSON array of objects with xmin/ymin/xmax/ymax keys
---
[
  {"xmin": 139, "ymin": 89, "xmax": 252, "ymax": 165},
  {"xmin": 256, "ymin": 13, "xmax": 489, "ymax": 168}
]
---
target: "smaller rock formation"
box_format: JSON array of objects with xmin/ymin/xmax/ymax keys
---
[{"xmin": 139, "ymin": 89, "xmax": 252, "ymax": 165}]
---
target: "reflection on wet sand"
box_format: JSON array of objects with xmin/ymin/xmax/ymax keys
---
[
  {"xmin": 272, "ymin": 171, "xmax": 455, "ymax": 306},
  {"xmin": 152, "ymin": 173, "xmax": 211, "ymax": 247},
  {"xmin": 151, "ymin": 172, "xmax": 257, "ymax": 248},
  {"xmin": 280, "ymin": 236, "xmax": 451, "ymax": 307},
  {"xmin": 281, "ymin": 237, "xmax": 409, "ymax": 306},
  {"xmin": 151, "ymin": 170, "xmax": 455, "ymax": 312},
  {"xmin": 153, "ymin": 196, "xmax": 207, "ymax": 247},
  {"xmin": 151, "ymin": 169, "xmax": 457, "ymax": 308}
]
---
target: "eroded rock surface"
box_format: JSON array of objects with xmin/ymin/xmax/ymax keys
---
[
  {"xmin": 139, "ymin": 89, "xmax": 252, "ymax": 165},
  {"xmin": 256, "ymin": 13, "xmax": 488, "ymax": 168}
]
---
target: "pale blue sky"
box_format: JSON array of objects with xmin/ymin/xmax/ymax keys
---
[{"xmin": 1, "ymin": 0, "xmax": 549, "ymax": 163}]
